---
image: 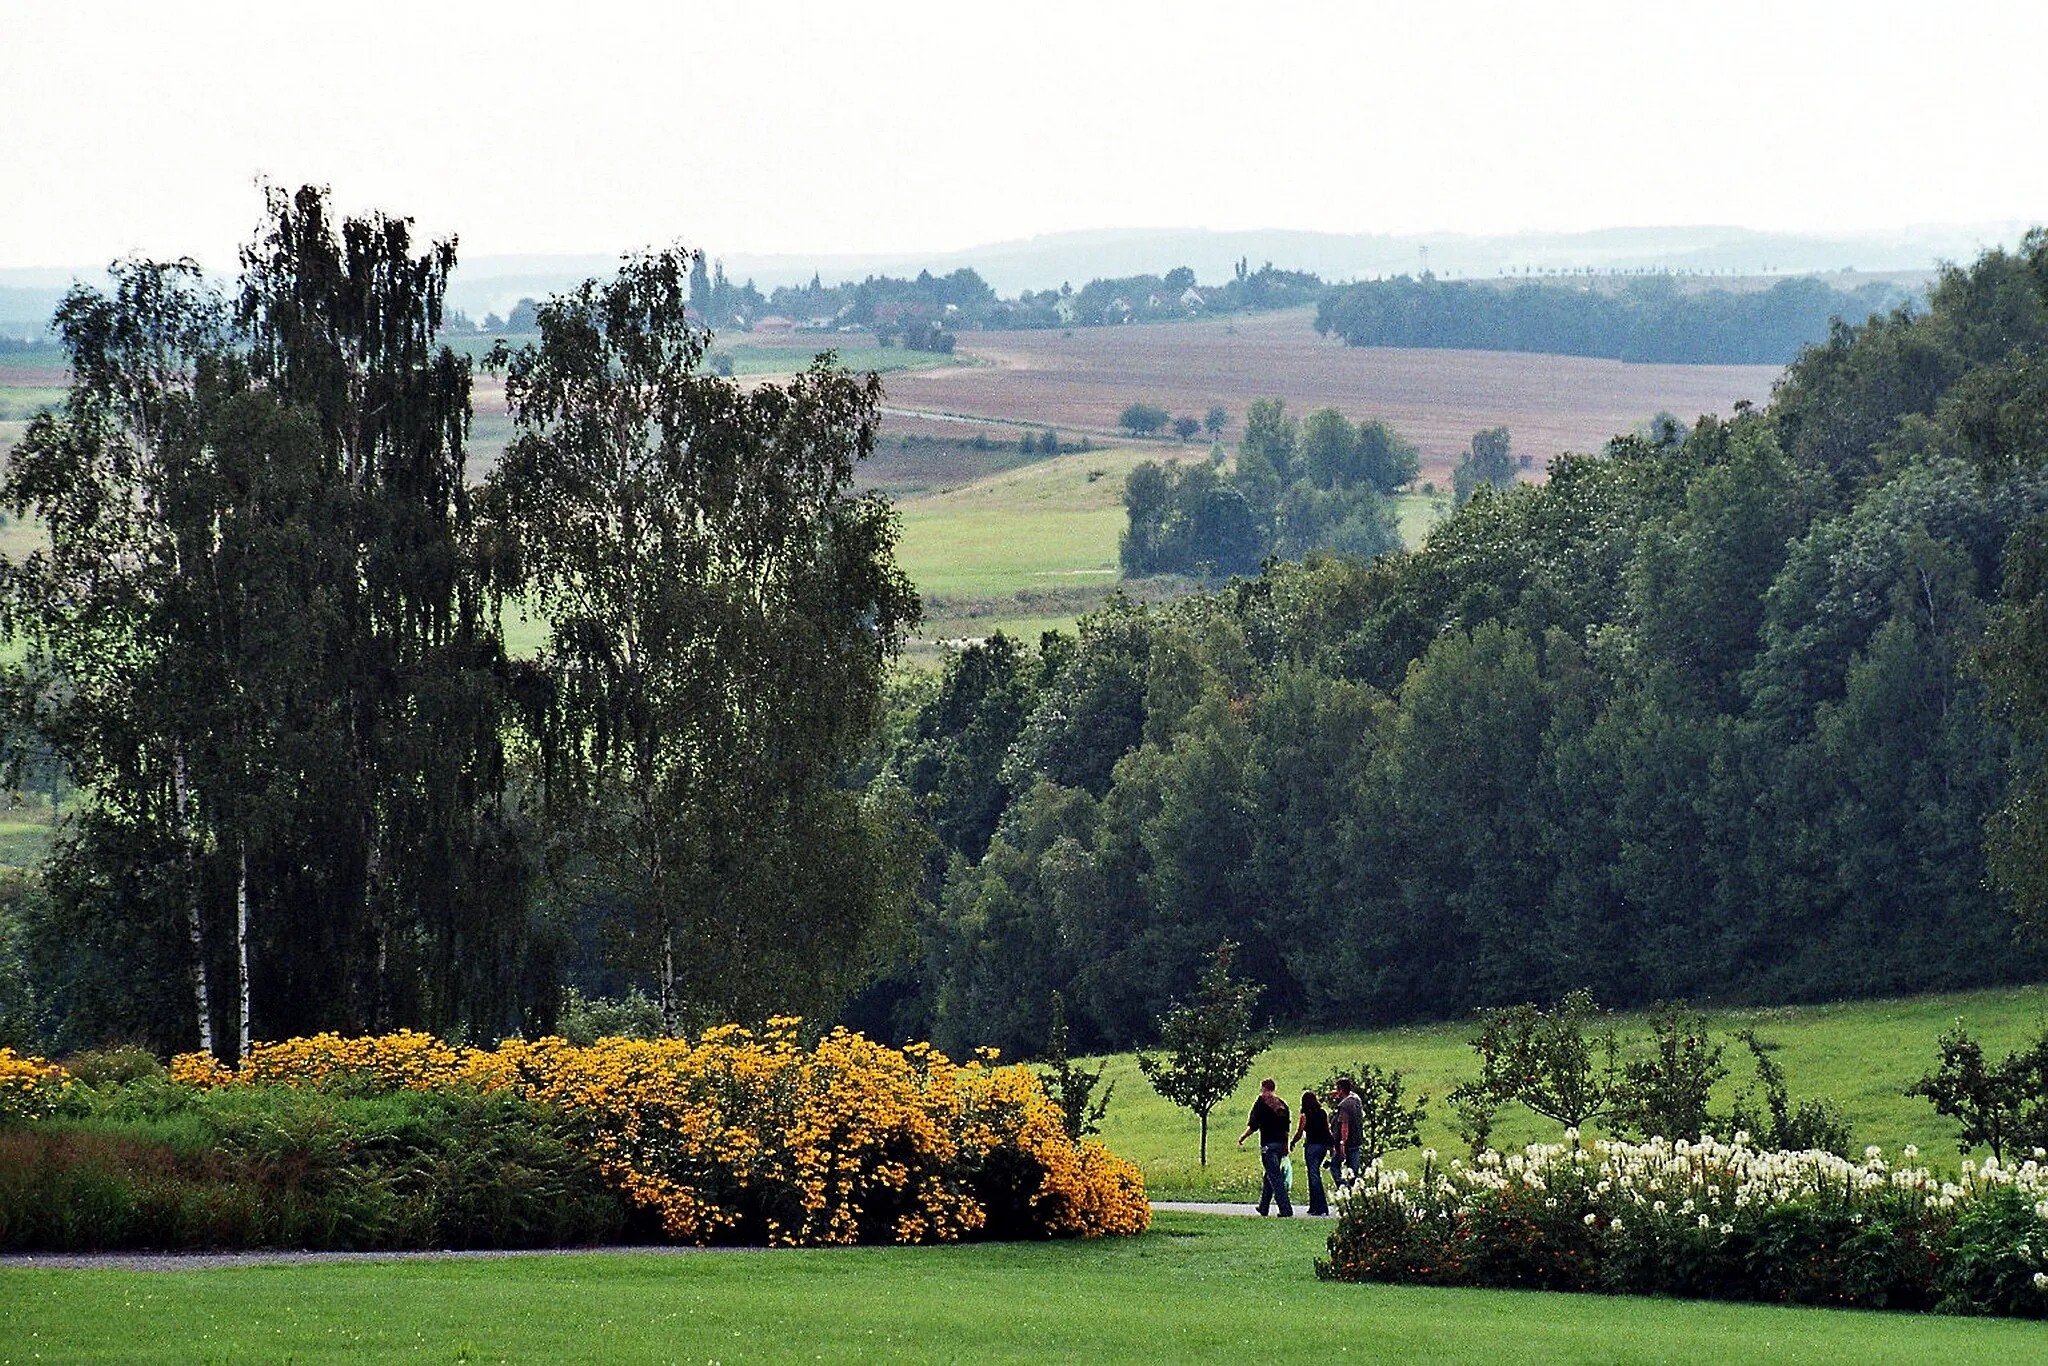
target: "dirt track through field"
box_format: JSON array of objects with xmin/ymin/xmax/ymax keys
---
[{"xmin": 881, "ymin": 310, "xmax": 1783, "ymax": 484}]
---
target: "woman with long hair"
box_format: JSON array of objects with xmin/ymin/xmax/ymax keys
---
[{"xmin": 1290, "ymin": 1089, "xmax": 1333, "ymax": 1216}]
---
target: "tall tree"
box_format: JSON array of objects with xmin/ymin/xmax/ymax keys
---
[
  {"xmin": 234, "ymin": 186, "xmax": 529, "ymax": 1041},
  {"xmin": 483, "ymin": 248, "xmax": 921, "ymax": 1030},
  {"xmin": 1, "ymin": 259, "xmax": 232, "ymax": 1052},
  {"xmin": 2, "ymin": 188, "xmax": 541, "ymax": 1054}
]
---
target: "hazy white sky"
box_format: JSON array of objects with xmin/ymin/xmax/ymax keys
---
[{"xmin": 6, "ymin": 0, "xmax": 2044, "ymax": 269}]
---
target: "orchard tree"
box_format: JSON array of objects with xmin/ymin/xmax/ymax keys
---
[
  {"xmin": 1907, "ymin": 1023, "xmax": 2048, "ymax": 1162},
  {"xmin": 1137, "ymin": 940, "xmax": 1272, "ymax": 1163},
  {"xmin": 1120, "ymin": 402, "xmax": 1169, "ymax": 437},
  {"xmin": 483, "ymin": 248, "xmax": 922, "ymax": 1030},
  {"xmin": 1451, "ymin": 990, "xmax": 1621, "ymax": 1144}
]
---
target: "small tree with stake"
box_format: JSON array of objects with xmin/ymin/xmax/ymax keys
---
[
  {"xmin": 1137, "ymin": 941, "xmax": 1272, "ymax": 1165},
  {"xmin": 1035, "ymin": 991, "xmax": 1114, "ymax": 1140}
]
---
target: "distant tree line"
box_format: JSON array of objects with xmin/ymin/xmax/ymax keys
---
[
  {"xmin": 855, "ymin": 232, "xmax": 2048, "ymax": 1060},
  {"xmin": 1120, "ymin": 400, "xmax": 1418, "ymax": 578},
  {"xmin": 639, "ymin": 260, "xmax": 1331, "ymax": 340},
  {"xmin": 1315, "ymin": 273, "xmax": 1913, "ymax": 364}
]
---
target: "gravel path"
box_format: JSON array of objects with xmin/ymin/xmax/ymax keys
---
[
  {"xmin": 1150, "ymin": 1202, "xmax": 1333, "ymax": 1218},
  {"xmin": 0, "ymin": 1204, "xmax": 1285, "ymax": 1271}
]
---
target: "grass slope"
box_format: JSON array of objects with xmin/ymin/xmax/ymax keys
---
[
  {"xmin": 1, "ymin": 1212, "xmax": 2034, "ymax": 1364},
  {"xmin": 891, "ymin": 448, "xmax": 1446, "ymax": 659},
  {"xmin": 1096, "ymin": 985, "xmax": 2048, "ymax": 1203},
  {"xmin": 893, "ymin": 445, "xmax": 1196, "ymax": 651}
]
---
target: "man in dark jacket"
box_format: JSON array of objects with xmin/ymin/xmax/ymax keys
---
[{"xmin": 1235, "ymin": 1077, "xmax": 1293, "ymax": 1216}]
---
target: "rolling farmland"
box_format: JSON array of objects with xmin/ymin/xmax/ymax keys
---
[
  {"xmin": 0, "ymin": 313, "xmax": 1781, "ymax": 660},
  {"xmin": 878, "ymin": 307, "xmax": 1783, "ymax": 484}
]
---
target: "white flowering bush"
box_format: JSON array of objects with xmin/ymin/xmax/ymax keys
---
[{"xmin": 1317, "ymin": 1130, "xmax": 2048, "ymax": 1316}]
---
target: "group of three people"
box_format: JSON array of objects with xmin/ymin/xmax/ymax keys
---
[{"xmin": 1233, "ymin": 1075, "xmax": 1367, "ymax": 1217}]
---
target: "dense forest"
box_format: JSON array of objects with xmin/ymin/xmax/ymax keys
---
[
  {"xmin": 864, "ymin": 233, "xmax": 2048, "ymax": 1058},
  {"xmin": 1316, "ymin": 273, "xmax": 1911, "ymax": 364}
]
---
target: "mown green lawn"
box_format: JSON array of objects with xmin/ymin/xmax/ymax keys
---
[
  {"xmin": 1097, "ymin": 985, "xmax": 2048, "ymax": 1203},
  {"xmin": 1, "ymin": 1212, "xmax": 2035, "ymax": 1364}
]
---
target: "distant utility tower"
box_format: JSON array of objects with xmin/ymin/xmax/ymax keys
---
[{"xmin": 1419, "ymin": 245, "xmax": 1430, "ymax": 276}]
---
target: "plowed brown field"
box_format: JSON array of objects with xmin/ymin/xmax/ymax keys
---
[{"xmin": 875, "ymin": 308, "xmax": 1783, "ymax": 484}]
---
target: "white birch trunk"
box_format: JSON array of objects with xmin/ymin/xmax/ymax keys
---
[
  {"xmin": 236, "ymin": 842, "xmax": 252, "ymax": 1060},
  {"xmin": 172, "ymin": 750, "xmax": 214, "ymax": 1057}
]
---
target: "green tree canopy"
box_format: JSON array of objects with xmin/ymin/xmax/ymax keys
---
[{"xmin": 482, "ymin": 248, "xmax": 923, "ymax": 1030}]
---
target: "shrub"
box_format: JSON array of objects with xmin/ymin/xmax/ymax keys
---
[
  {"xmin": 557, "ymin": 988, "xmax": 663, "ymax": 1046},
  {"xmin": 0, "ymin": 1087, "xmax": 632, "ymax": 1252},
  {"xmin": 1611, "ymin": 1002, "xmax": 1725, "ymax": 1143},
  {"xmin": 61, "ymin": 1046, "xmax": 167, "ymax": 1089},
  {"xmin": 1318, "ymin": 1132, "xmax": 2048, "ymax": 1317},
  {"xmin": 1729, "ymin": 1029, "xmax": 1853, "ymax": 1156},
  {"xmin": 170, "ymin": 1020, "xmax": 1148, "ymax": 1248},
  {"xmin": 0, "ymin": 1047, "xmax": 70, "ymax": 1126}
]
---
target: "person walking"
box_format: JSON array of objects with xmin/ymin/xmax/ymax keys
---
[
  {"xmin": 1332, "ymin": 1076, "xmax": 1365, "ymax": 1186},
  {"xmin": 1290, "ymin": 1089, "xmax": 1333, "ymax": 1216},
  {"xmin": 1236, "ymin": 1077, "xmax": 1293, "ymax": 1217}
]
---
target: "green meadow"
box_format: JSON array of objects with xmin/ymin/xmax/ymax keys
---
[
  {"xmin": 889, "ymin": 445, "xmax": 1446, "ymax": 654},
  {"xmin": 1095, "ymin": 985, "xmax": 2048, "ymax": 1203},
  {"xmin": 3, "ymin": 1211, "xmax": 2037, "ymax": 1364}
]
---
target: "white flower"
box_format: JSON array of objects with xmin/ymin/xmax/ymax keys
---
[
  {"xmin": 1584, "ymin": 1213, "xmax": 1598, "ymax": 1226},
  {"xmin": 2034, "ymin": 1272, "xmax": 2048, "ymax": 1292},
  {"xmin": 1719, "ymin": 1223, "xmax": 1734, "ymax": 1235}
]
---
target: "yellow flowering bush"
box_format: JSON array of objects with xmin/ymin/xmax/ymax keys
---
[
  {"xmin": 0, "ymin": 1047, "xmax": 70, "ymax": 1126},
  {"xmin": 171, "ymin": 1021, "xmax": 1148, "ymax": 1247}
]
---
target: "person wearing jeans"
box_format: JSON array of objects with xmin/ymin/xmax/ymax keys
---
[
  {"xmin": 1332, "ymin": 1076, "xmax": 1365, "ymax": 1185},
  {"xmin": 1236, "ymin": 1077, "xmax": 1293, "ymax": 1217},
  {"xmin": 1291, "ymin": 1089, "xmax": 1334, "ymax": 1216}
]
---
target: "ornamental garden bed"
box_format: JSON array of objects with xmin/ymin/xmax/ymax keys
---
[{"xmin": 0, "ymin": 1027, "xmax": 1148, "ymax": 1253}]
